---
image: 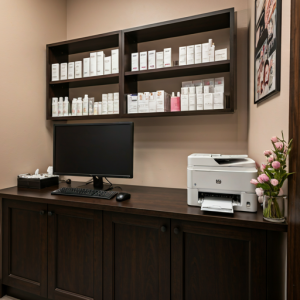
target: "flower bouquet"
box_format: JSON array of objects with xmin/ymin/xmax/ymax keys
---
[{"xmin": 250, "ymin": 132, "xmax": 293, "ymax": 222}]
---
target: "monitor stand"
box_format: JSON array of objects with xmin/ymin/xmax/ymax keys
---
[{"xmin": 77, "ymin": 176, "xmax": 104, "ymax": 190}]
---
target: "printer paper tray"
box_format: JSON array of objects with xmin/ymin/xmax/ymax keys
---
[{"xmin": 201, "ymin": 199, "xmax": 234, "ymax": 214}]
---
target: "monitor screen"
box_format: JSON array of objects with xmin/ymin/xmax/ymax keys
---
[{"xmin": 53, "ymin": 123, "xmax": 134, "ymax": 178}]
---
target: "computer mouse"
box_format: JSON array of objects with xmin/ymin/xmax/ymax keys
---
[
  {"xmin": 66, "ymin": 179, "xmax": 72, "ymax": 184},
  {"xmin": 116, "ymin": 193, "xmax": 131, "ymax": 201}
]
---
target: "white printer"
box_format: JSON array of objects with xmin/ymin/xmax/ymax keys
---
[{"xmin": 187, "ymin": 154, "xmax": 258, "ymax": 213}]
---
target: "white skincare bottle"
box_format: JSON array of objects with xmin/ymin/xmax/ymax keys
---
[
  {"xmin": 52, "ymin": 97, "xmax": 58, "ymax": 117},
  {"xmin": 83, "ymin": 94, "xmax": 89, "ymax": 116},
  {"xmin": 94, "ymin": 102, "xmax": 98, "ymax": 115},
  {"xmin": 63, "ymin": 97, "xmax": 69, "ymax": 116},
  {"xmin": 77, "ymin": 97, "xmax": 83, "ymax": 115},
  {"xmin": 72, "ymin": 98, "xmax": 77, "ymax": 116},
  {"xmin": 58, "ymin": 97, "xmax": 63, "ymax": 117}
]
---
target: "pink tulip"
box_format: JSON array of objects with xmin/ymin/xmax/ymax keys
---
[
  {"xmin": 264, "ymin": 150, "xmax": 272, "ymax": 156},
  {"xmin": 268, "ymin": 155, "xmax": 274, "ymax": 163},
  {"xmin": 255, "ymin": 188, "xmax": 264, "ymax": 197},
  {"xmin": 261, "ymin": 164, "xmax": 266, "ymax": 171},
  {"xmin": 272, "ymin": 161, "xmax": 281, "ymax": 169},
  {"xmin": 278, "ymin": 188, "xmax": 284, "ymax": 196},
  {"xmin": 271, "ymin": 136, "xmax": 278, "ymax": 143},
  {"xmin": 257, "ymin": 176, "xmax": 263, "ymax": 183},
  {"xmin": 270, "ymin": 179, "xmax": 279, "ymax": 186},
  {"xmin": 258, "ymin": 174, "xmax": 269, "ymax": 182},
  {"xmin": 250, "ymin": 179, "xmax": 259, "ymax": 185},
  {"xmin": 275, "ymin": 142, "xmax": 284, "ymax": 151}
]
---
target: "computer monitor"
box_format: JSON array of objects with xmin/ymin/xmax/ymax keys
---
[{"xmin": 53, "ymin": 122, "xmax": 134, "ymax": 189}]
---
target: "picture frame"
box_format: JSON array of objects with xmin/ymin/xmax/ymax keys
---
[{"xmin": 254, "ymin": 0, "xmax": 282, "ymax": 104}]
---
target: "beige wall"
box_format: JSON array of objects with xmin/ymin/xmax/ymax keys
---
[
  {"xmin": 248, "ymin": 0, "xmax": 290, "ymax": 179},
  {"xmin": 66, "ymin": 0, "xmax": 249, "ymax": 188},
  {"xmin": 0, "ymin": 0, "xmax": 67, "ymax": 189}
]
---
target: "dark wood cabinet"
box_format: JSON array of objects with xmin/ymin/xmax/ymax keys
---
[
  {"xmin": 47, "ymin": 205, "xmax": 102, "ymax": 300},
  {"xmin": 171, "ymin": 219, "xmax": 266, "ymax": 300},
  {"xmin": 103, "ymin": 212, "xmax": 170, "ymax": 300},
  {"xmin": 2, "ymin": 199, "xmax": 48, "ymax": 297}
]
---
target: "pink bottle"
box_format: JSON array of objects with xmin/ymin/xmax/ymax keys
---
[{"xmin": 171, "ymin": 92, "xmax": 181, "ymax": 112}]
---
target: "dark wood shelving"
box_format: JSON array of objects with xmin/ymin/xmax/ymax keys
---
[
  {"xmin": 125, "ymin": 60, "xmax": 230, "ymax": 81},
  {"xmin": 50, "ymin": 74, "xmax": 119, "ymax": 88},
  {"xmin": 46, "ymin": 8, "xmax": 235, "ymax": 121}
]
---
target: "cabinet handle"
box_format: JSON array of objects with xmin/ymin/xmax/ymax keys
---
[
  {"xmin": 39, "ymin": 210, "xmax": 45, "ymax": 215},
  {"xmin": 48, "ymin": 211, "xmax": 54, "ymax": 216},
  {"xmin": 161, "ymin": 226, "xmax": 167, "ymax": 233},
  {"xmin": 174, "ymin": 227, "xmax": 179, "ymax": 234}
]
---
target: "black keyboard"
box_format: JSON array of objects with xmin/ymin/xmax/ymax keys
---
[{"xmin": 51, "ymin": 187, "xmax": 118, "ymax": 200}]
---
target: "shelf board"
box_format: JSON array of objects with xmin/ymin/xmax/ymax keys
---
[
  {"xmin": 125, "ymin": 60, "xmax": 230, "ymax": 81},
  {"xmin": 48, "ymin": 114, "xmax": 122, "ymax": 121},
  {"xmin": 49, "ymin": 74, "xmax": 119, "ymax": 88}
]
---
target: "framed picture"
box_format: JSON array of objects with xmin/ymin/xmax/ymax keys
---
[{"xmin": 254, "ymin": 0, "xmax": 281, "ymax": 104}]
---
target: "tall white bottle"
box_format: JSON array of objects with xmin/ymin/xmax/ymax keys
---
[
  {"xmin": 83, "ymin": 94, "xmax": 89, "ymax": 116},
  {"xmin": 58, "ymin": 97, "xmax": 63, "ymax": 116},
  {"xmin": 52, "ymin": 97, "xmax": 58, "ymax": 117},
  {"xmin": 77, "ymin": 97, "xmax": 83, "ymax": 115},
  {"xmin": 72, "ymin": 98, "xmax": 77, "ymax": 116},
  {"xmin": 63, "ymin": 97, "xmax": 69, "ymax": 116}
]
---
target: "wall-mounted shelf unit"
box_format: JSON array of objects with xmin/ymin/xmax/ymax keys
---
[{"xmin": 46, "ymin": 8, "xmax": 235, "ymax": 121}]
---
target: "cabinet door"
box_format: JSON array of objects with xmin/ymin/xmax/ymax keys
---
[
  {"xmin": 103, "ymin": 212, "xmax": 170, "ymax": 300},
  {"xmin": 47, "ymin": 205, "xmax": 102, "ymax": 300},
  {"xmin": 2, "ymin": 199, "xmax": 48, "ymax": 297},
  {"xmin": 171, "ymin": 220, "xmax": 266, "ymax": 300}
]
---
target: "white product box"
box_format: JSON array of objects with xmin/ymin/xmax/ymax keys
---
[
  {"xmin": 111, "ymin": 49, "xmax": 119, "ymax": 74},
  {"xmin": 163, "ymin": 48, "xmax": 172, "ymax": 68},
  {"xmin": 88, "ymin": 98, "xmax": 94, "ymax": 115},
  {"xmin": 83, "ymin": 58, "xmax": 90, "ymax": 77},
  {"xmin": 98, "ymin": 102, "xmax": 102, "ymax": 115},
  {"xmin": 202, "ymin": 43, "xmax": 210, "ymax": 63},
  {"xmin": 68, "ymin": 62, "xmax": 74, "ymax": 79},
  {"xmin": 131, "ymin": 53, "xmax": 139, "ymax": 71},
  {"xmin": 149, "ymin": 92, "xmax": 157, "ymax": 112},
  {"xmin": 213, "ymin": 92, "xmax": 224, "ymax": 109},
  {"xmin": 108, "ymin": 93, "xmax": 114, "ymax": 114},
  {"xmin": 180, "ymin": 94, "xmax": 189, "ymax": 111},
  {"xmin": 181, "ymin": 87, "xmax": 189, "ymax": 95},
  {"xmin": 179, "ymin": 46, "xmax": 187, "ymax": 66},
  {"xmin": 148, "ymin": 50, "xmax": 156, "ymax": 69},
  {"xmin": 138, "ymin": 93, "xmax": 149, "ymax": 113},
  {"xmin": 52, "ymin": 64, "xmax": 59, "ymax": 81},
  {"xmin": 187, "ymin": 45, "xmax": 195, "ymax": 65},
  {"xmin": 188, "ymin": 86, "xmax": 196, "ymax": 94},
  {"xmin": 215, "ymin": 77, "xmax": 225, "ymax": 93},
  {"xmin": 97, "ymin": 51, "xmax": 104, "ymax": 76},
  {"xmin": 127, "ymin": 94, "xmax": 138, "ymax": 114},
  {"xmin": 209, "ymin": 44, "xmax": 215, "ymax": 62},
  {"xmin": 104, "ymin": 56, "xmax": 111, "ymax": 75},
  {"xmin": 215, "ymin": 49, "xmax": 228, "ymax": 61},
  {"xmin": 193, "ymin": 80, "xmax": 203, "ymax": 87},
  {"xmin": 204, "ymin": 86, "xmax": 210, "ymax": 94},
  {"xmin": 197, "ymin": 94, "xmax": 204, "ymax": 110},
  {"xmin": 204, "ymin": 78, "xmax": 215, "ymax": 86},
  {"xmin": 156, "ymin": 90, "xmax": 170, "ymax": 112},
  {"xmin": 195, "ymin": 44, "xmax": 202, "ymax": 64},
  {"xmin": 189, "ymin": 94, "xmax": 196, "ymax": 110},
  {"xmin": 60, "ymin": 63, "xmax": 67, "ymax": 80},
  {"xmin": 90, "ymin": 53, "xmax": 97, "ymax": 76},
  {"xmin": 140, "ymin": 52, "xmax": 147, "ymax": 70},
  {"xmin": 204, "ymin": 93, "xmax": 213, "ymax": 110},
  {"xmin": 113, "ymin": 92, "xmax": 119, "ymax": 114},
  {"xmin": 196, "ymin": 86, "xmax": 203, "ymax": 94},
  {"xmin": 102, "ymin": 94, "xmax": 108, "ymax": 114},
  {"xmin": 75, "ymin": 61, "xmax": 82, "ymax": 78},
  {"xmin": 156, "ymin": 52, "xmax": 164, "ymax": 69}
]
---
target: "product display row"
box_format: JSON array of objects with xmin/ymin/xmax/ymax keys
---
[
  {"xmin": 127, "ymin": 77, "xmax": 225, "ymax": 113},
  {"xmin": 131, "ymin": 39, "xmax": 227, "ymax": 71},
  {"xmin": 51, "ymin": 49, "xmax": 119, "ymax": 81},
  {"xmin": 52, "ymin": 93, "xmax": 119, "ymax": 117}
]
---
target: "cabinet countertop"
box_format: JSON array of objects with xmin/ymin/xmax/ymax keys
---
[{"xmin": 0, "ymin": 181, "xmax": 287, "ymax": 232}]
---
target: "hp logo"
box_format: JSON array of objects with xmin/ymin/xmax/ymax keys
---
[{"xmin": 216, "ymin": 180, "xmax": 222, "ymax": 184}]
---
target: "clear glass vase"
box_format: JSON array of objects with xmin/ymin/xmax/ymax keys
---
[{"xmin": 263, "ymin": 196, "xmax": 287, "ymax": 223}]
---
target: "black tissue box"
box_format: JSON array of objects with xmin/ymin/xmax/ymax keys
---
[{"xmin": 18, "ymin": 176, "xmax": 59, "ymax": 189}]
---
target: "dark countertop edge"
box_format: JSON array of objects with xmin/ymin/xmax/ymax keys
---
[{"xmin": 0, "ymin": 191, "xmax": 288, "ymax": 232}]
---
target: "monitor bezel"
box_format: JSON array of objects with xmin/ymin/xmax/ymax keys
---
[{"xmin": 53, "ymin": 122, "xmax": 134, "ymax": 178}]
